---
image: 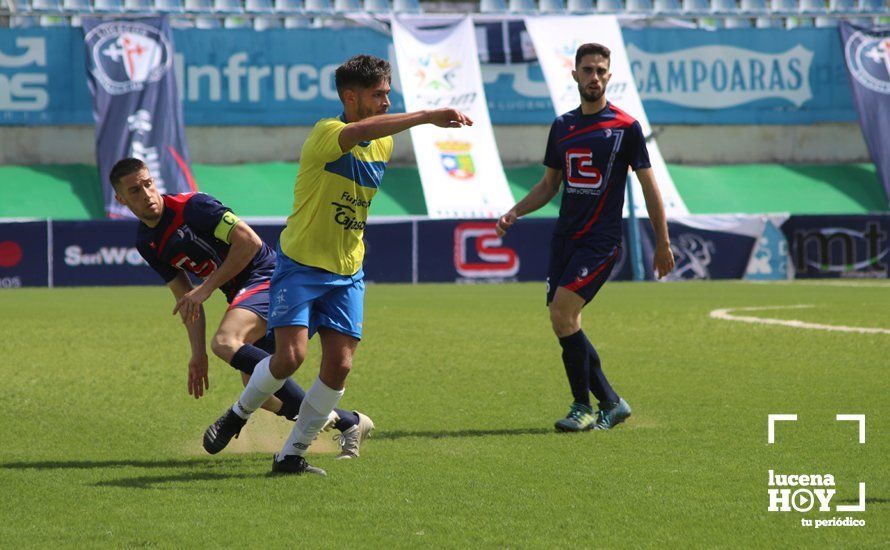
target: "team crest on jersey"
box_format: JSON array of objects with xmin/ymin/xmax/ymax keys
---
[
  {"xmin": 84, "ymin": 21, "xmax": 172, "ymax": 95},
  {"xmin": 436, "ymin": 140, "xmax": 476, "ymax": 180},
  {"xmin": 844, "ymin": 30, "xmax": 890, "ymax": 94},
  {"xmin": 565, "ymin": 147, "xmax": 603, "ymax": 190}
]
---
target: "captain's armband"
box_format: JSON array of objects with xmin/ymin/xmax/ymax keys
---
[{"xmin": 214, "ymin": 211, "xmax": 241, "ymax": 243}]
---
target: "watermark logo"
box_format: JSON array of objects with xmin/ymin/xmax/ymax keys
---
[
  {"xmin": 844, "ymin": 30, "xmax": 890, "ymax": 95},
  {"xmin": 454, "ymin": 222, "xmax": 519, "ymax": 279},
  {"xmin": 85, "ymin": 22, "xmax": 172, "ymax": 95},
  {"xmin": 767, "ymin": 414, "xmax": 867, "ymax": 528}
]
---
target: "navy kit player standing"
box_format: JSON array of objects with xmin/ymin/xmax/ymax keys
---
[
  {"xmin": 496, "ymin": 43, "xmax": 675, "ymax": 432},
  {"xmin": 109, "ymin": 158, "xmax": 374, "ymax": 458}
]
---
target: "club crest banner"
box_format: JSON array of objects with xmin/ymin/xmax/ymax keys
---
[
  {"xmin": 83, "ymin": 16, "xmax": 196, "ymax": 219},
  {"xmin": 392, "ymin": 17, "xmax": 515, "ymax": 219},
  {"xmin": 840, "ymin": 21, "xmax": 890, "ymax": 208},
  {"xmin": 523, "ymin": 15, "xmax": 688, "ymax": 218}
]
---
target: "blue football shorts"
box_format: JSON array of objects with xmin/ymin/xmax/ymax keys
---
[
  {"xmin": 267, "ymin": 247, "xmax": 365, "ymax": 340},
  {"xmin": 546, "ymin": 236, "xmax": 620, "ymax": 305}
]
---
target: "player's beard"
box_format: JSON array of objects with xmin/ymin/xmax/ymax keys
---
[{"xmin": 578, "ymin": 83, "xmax": 604, "ymax": 104}]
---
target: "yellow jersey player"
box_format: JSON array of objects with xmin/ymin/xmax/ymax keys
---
[{"xmin": 204, "ymin": 54, "xmax": 473, "ymax": 475}]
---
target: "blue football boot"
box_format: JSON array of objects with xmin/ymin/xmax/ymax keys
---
[{"xmin": 594, "ymin": 398, "xmax": 632, "ymax": 430}]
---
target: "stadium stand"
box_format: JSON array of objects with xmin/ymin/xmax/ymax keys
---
[{"xmin": 0, "ymin": 0, "xmax": 886, "ymax": 26}]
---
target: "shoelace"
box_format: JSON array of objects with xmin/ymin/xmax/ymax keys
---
[
  {"xmin": 568, "ymin": 405, "xmax": 590, "ymax": 421},
  {"xmin": 595, "ymin": 409, "xmax": 608, "ymax": 426}
]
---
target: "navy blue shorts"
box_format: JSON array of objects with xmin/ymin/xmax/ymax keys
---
[
  {"xmin": 227, "ymin": 280, "xmax": 270, "ymax": 320},
  {"xmin": 546, "ymin": 237, "xmax": 620, "ymax": 305}
]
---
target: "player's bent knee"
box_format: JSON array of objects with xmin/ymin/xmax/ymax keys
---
[
  {"xmin": 210, "ymin": 334, "xmax": 240, "ymax": 362},
  {"xmin": 269, "ymin": 347, "xmax": 306, "ymax": 378}
]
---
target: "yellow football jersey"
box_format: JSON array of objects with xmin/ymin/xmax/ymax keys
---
[{"xmin": 279, "ymin": 116, "xmax": 393, "ymax": 276}]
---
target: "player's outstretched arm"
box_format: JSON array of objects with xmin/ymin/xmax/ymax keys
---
[
  {"xmin": 173, "ymin": 221, "xmax": 263, "ymax": 324},
  {"xmin": 496, "ymin": 167, "xmax": 562, "ymax": 237},
  {"xmin": 168, "ymin": 273, "xmax": 209, "ymax": 399},
  {"xmin": 338, "ymin": 108, "xmax": 473, "ymax": 152},
  {"xmin": 636, "ymin": 167, "xmax": 675, "ymax": 279}
]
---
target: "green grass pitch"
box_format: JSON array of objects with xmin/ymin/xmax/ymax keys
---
[{"xmin": 1, "ymin": 281, "xmax": 887, "ymax": 547}]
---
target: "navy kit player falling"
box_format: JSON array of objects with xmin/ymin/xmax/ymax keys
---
[
  {"xmin": 110, "ymin": 158, "xmax": 373, "ymax": 458},
  {"xmin": 497, "ymin": 43, "xmax": 675, "ymax": 432}
]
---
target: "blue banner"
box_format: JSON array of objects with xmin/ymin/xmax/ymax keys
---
[
  {"xmin": 0, "ymin": 26, "xmax": 859, "ymax": 127},
  {"xmin": 840, "ymin": 22, "xmax": 890, "ymax": 208},
  {"xmin": 82, "ymin": 17, "xmax": 195, "ymax": 218},
  {"xmin": 781, "ymin": 214, "xmax": 890, "ymax": 279},
  {"xmin": 53, "ymin": 220, "xmax": 158, "ymax": 286},
  {"xmin": 0, "ymin": 221, "xmax": 48, "ymax": 288}
]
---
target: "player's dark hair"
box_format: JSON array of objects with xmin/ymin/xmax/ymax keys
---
[
  {"xmin": 575, "ymin": 43, "xmax": 611, "ymax": 67},
  {"xmin": 335, "ymin": 55, "xmax": 391, "ymax": 99},
  {"xmin": 109, "ymin": 157, "xmax": 147, "ymax": 188}
]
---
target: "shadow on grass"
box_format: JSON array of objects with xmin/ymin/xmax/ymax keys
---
[
  {"xmin": 0, "ymin": 457, "xmax": 252, "ymax": 471},
  {"xmin": 93, "ymin": 471, "xmax": 267, "ymax": 489},
  {"xmin": 374, "ymin": 427, "xmax": 552, "ymax": 441}
]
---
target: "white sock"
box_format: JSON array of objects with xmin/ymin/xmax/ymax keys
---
[
  {"xmin": 278, "ymin": 377, "xmax": 344, "ymax": 459},
  {"xmin": 232, "ymin": 357, "xmax": 286, "ymax": 419}
]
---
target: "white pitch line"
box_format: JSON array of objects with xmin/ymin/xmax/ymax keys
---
[
  {"xmin": 740, "ymin": 280, "xmax": 890, "ymax": 288},
  {"xmin": 709, "ymin": 305, "xmax": 890, "ymax": 335}
]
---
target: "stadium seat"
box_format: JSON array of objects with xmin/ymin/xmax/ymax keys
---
[
  {"xmin": 626, "ymin": 0, "xmax": 653, "ymax": 12},
  {"xmin": 858, "ymin": 0, "xmax": 883, "ymax": 11},
  {"xmin": 10, "ymin": 15, "xmax": 39, "ymax": 26},
  {"xmin": 711, "ymin": 0, "xmax": 738, "ymax": 14},
  {"xmin": 568, "ymin": 0, "xmax": 594, "ymax": 11},
  {"xmin": 654, "ymin": 0, "xmax": 682, "ymax": 14},
  {"xmin": 31, "ymin": 0, "xmax": 62, "ymax": 12},
  {"xmin": 739, "ymin": 0, "xmax": 767, "ymax": 12},
  {"xmin": 195, "ymin": 15, "xmax": 222, "ymax": 26},
  {"xmin": 770, "ymin": 0, "xmax": 795, "ymax": 14},
  {"xmin": 392, "ymin": 0, "xmax": 420, "ymax": 11},
  {"xmin": 62, "ymin": 0, "xmax": 91, "ymax": 11},
  {"xmin": 682, "ymin": 0, "xmax": 710, "ymax": 14},
  {"xmin": 509, "ymin": 0, "xmax": 537, "ymax": 11},
  {"xmin": 725, "ymin": 14, "xmax": 754, "ymax": 24},
  {"xmin": 364, "ymin": 0, "xmax": 391, "ymax": 11},
  {"xmin": 284, "ymin": 14, "xmax": 311, "ymax": 24},
  {"xmin": 246, "ymin": 0, "xmax": 274, "ymax": 11},
  {"xmin": 253, "ymin": 15, "xmax": 282, "ymax": 27},
  {"xmin": 93, "ymin": 0, "xmax": 124, "ymax": 11},
  {"xmin": 224, "ymin": 14, "xmax": 250, "ymax": 25},
  {"xmin": 39, "ymin": 14, "xmax": 67, "ymax": 23},
  {"xmin": 334, "ymin": 0, "xmax": 360, "ymax": 11},
  {"xmin": 596, "ymin": 0, "xmax": 621, "ymax": 11},
  {"xmin": 6, "ymin": 0, "xmax": 31, "ymax": 12},
  {"xmin": 786, "ymin": 15, "xmax": 814, "ymax": 25},
  {"xmin": 124, "ymin": 0, "xmax": 153, "ymax": 11},
  {"xmin": 539, "ymin": 0, "xmax": 566, "ymax": 12},
  {"xmin": 275, "ymin": 0, "xmax": 302, "ymax": 11},
  {"xmin": 480, "ymin": 0, "xmax": 507, "ymax": 11},
  {"xmin": 799, "ymin": 0, "xmax": 826, "ymax": 13},
  {"xmin": 828, "ymin": 0, "xmax": 854, "ymax": 9},
  {"xmin": 185, "ymin": 0, "xmax": 214, "ymax": 11},
  {"xmin": 154, "ymin": 0, "xmax": 184, "ymax": 12},
  {"xmin": 214, "ymin": 0, "xmax": 243, "ymax": 12},
  {"xmin": 303, "ymin": 0, "xmax": 332, "ymax": 12}
]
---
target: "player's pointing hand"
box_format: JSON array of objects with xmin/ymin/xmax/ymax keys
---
[{"xmin": 428, "ymin": 108, "xmax": 473, "ymax": 129}]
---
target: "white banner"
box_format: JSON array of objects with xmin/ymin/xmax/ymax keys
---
[
  {"xmin": 392, "ymin": 17, "xmax": 515, "ymax": 219},
  {"xmin": 523, "ymin": 15, "xmax": 688, "ymax": 218}
]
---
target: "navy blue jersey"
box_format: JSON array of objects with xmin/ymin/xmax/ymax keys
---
[
  {"xmin": 543, "ymin": 103, "xmax": 651, "ymax": 244},
  {"xmin": 135, "ymin": 192, "xmax": 275, "ymax": 302}
]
